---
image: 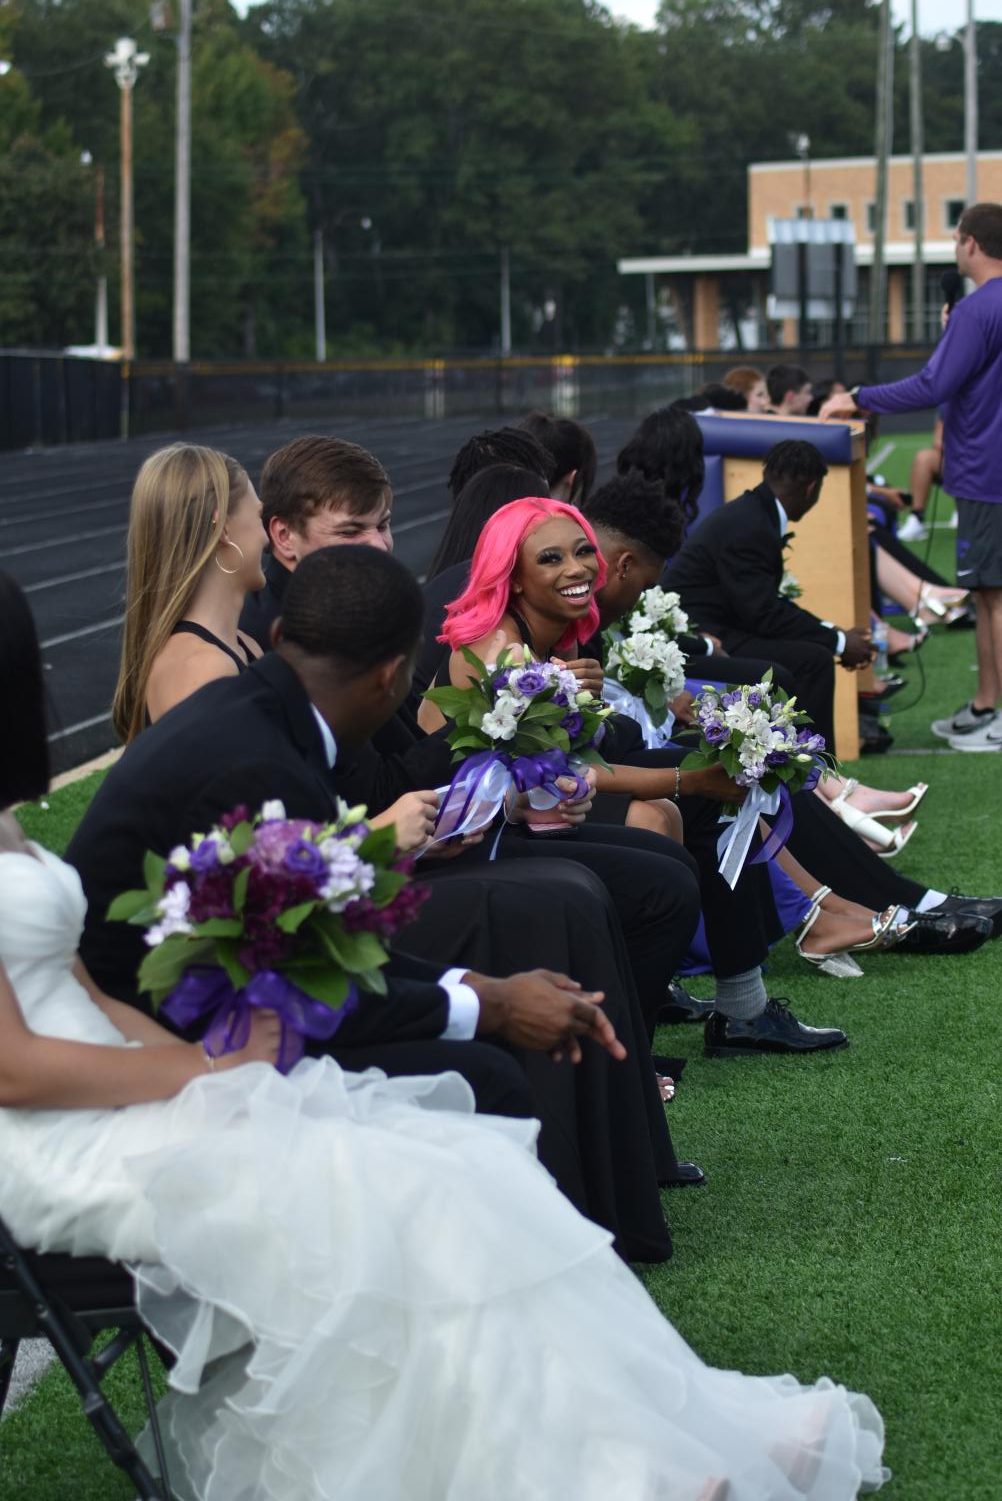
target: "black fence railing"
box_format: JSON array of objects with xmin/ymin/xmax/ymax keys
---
[{"xmin": 2, "ymin": 344, "xmax": 938, "ymax": 451}]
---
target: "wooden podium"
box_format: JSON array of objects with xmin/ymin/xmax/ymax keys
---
[{"xmin": 694, "ymin": 412, "xmax": 871, "ymax": 761}]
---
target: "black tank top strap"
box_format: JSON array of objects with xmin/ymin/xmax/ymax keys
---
[
  {"xmin": 171, "ymin": 620, "xmax": 250, "ymax": 672},
  {"xmin": 507, "ymin": 608, "xmax": 537, "ymax": 654}
]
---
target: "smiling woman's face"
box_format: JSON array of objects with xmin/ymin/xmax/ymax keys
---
[{"xmin": 512, "ymin": 516, "xmax": 600, "ymax": 624}]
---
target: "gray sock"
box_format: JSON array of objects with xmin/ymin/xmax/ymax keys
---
[{"xmin": 713, "ymin": 967, "xmax": 768, "ymax": 1021}]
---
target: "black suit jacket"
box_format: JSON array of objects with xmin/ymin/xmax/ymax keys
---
[
  {"xmin": 67, "ymin": 653, "xmax": 450, "ymax": 1041},
  {"xmin": 238, "ymin": 549, "xmax": 289, "ymax": 653},
  {"xmin": 664, "ymin": 482, "xmax": 839, "ymax": 653}
]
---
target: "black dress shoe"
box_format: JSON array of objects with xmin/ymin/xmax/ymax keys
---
[
  {"xmin": 930, "ymin": 895, "xmax": 1002, "ymax": 940},
  {"xmin": 664, "ymin": 1161, "xmax": 706, "ymax": 1188},
  {"xmin": 893, "ymin": 910, "xmax": 993, "ymax": 954},
  {"xmin": 704, "ymin": 999, "xmax": 848, "ymax": 1058},
  {"xmin": 658, "ymin": 980, "xmax": 717, "ymax": 1026}
]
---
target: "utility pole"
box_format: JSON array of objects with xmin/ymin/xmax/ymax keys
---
[
  {"xmin": 314, "ymin": 228, "xmax": 327, "ymax": 362},
  {"xmin": 105, "ymin": 38, "xmax": 149, "ymax": 361},
  {"xmin": 173, "ymin": 0, "xmax": 192, "ymax": 364},
  {"xmin": 95, "ymin": 164, "xmax": 109, "ymax": 352},
  {"xmin": 500, "ymin": 246, "xmax": 512, "ymax": 357},
  {"xmin": 868, "ymin": 0, "xmax": 893, "ymax": 349},
  {"xmin": 964, "ymin": 0, "xmax": 978, "ymax": 206},
  {"xmin": 910, "ymin": 0, "xmax": 925, "ymax": 341}
]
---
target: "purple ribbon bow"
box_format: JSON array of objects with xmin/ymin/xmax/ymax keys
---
[
  {"xmin": 747, "ymin": 782, "xmax": 794, "ymax": 866},
  {"xmin": 161, "ymin": 965, "xmax": 355, "ymax": 1074},
  {"xmin": 510, "ymin": 748, "xmax": 588, "ymax": 803}
]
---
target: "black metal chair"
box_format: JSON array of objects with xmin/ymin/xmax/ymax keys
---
[{"xmin": 0, "ymin": 1211, "xmax": 173, "ymax": 1499}]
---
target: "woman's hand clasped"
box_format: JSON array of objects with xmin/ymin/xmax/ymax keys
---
[{"xmin": 209, "ymin": 1008, "xmax": 284, "ymax": 1072}]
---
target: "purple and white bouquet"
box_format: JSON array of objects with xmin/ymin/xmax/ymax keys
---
[
  {"xmin": 424, "ymin": 649, "xmax": 611, "ymax": 839},
  {"xmin": 107, "ymin": 800, "xmax": 429, "ymax": 1070},
  {"xmin": 602, "ymin": 587, "xmax": 689, "ymax": 744},
  {"xmin": 684, "ymin": 674, "xmax": 833, "ymax": 886}
]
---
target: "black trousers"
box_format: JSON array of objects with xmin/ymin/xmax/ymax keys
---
[
  {"xmin": 722, "ymin": 634, "xmax": 836, "ymax": 749},
  {"xmin": 496, "ymin": 823, "xmax": 701, "ymax": 1035}
]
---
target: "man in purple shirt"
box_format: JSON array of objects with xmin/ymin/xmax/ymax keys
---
[{"xmin": 822, "ymin": 202, "xmax": 1002, "ymax": 752}]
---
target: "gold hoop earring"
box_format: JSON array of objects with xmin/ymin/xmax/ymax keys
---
[{"xmin": 214, "ymin": 538, "xmax": 245, "ymax": 576}]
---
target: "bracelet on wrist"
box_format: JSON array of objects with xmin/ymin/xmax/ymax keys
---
[{"xmin": 671, "ymin": 766, "xmax": 681, "ymax": 801}]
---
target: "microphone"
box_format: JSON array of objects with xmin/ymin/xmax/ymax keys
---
[{"xmin": 941, "ymin": 268, "xmax": 965, "ymax": 311}]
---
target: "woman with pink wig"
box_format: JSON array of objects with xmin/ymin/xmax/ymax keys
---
[{"xmin": 420, "ymin": 496, "xmax": 682, "ymax": 844}]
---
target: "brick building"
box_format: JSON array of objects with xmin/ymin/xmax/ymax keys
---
[{"xmin": 619, "ymin": 150, "xmax": 1002, "ymax": 350}]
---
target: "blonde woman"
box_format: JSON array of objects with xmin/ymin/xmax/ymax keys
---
[{"xmin": 112, "ymin": 444, "xmax": 268, "ymax": 743}]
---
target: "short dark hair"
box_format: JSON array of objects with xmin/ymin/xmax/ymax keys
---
[
  {"xmin": 429, "ymin": 464, "xmax": 549, "ymax": 578},
  {"xmin": 616, "ymin": 407, "xmax": 705, "ymax": 526},
  {"xmin": 675, "ymin": 383, "xmax": 747, "ymax": 413},
  {"xmin": 448, "ymin": 427, "xmax": 554, "ymax": 500},
  {"xmin": 518, "ymin": 411, "xmax": 597, "ymax": 504},
  {"xmin": 280, "ymin": 547, "xmax": 424, "ymax": 673},
  {"xmin": 0, "ymin": 573, "xmax": 50, "ymax": 807},
  {"xmin": 763, "ymin": 440, "xmax": 829, "ymax": 489},
  {"xmin": 584, "ymin": 474, "xmax": 685, "ymax": 564},
  {"xmin": 260, "ymin": 436, "xmax": 391, "ymax": 531},
  {"xmin": 766, "ymin": 365, "xmax": 811, "ymax": 406},
  {"xmin": 958, "ymin": 202, "xmax": 1002, "ymax": 261}
]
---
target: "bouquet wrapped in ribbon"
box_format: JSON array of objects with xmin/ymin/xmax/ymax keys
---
[
  {"xmin": 601, "ymin": 586, "xmax": 688, "ymax": 748},
  {"xmin": 107, "ymin": 800, "xmax": 429, "ymax": 1070},
  {"xmin": 423, "ymin": 649, "xmax": 611, "ymax": 841},
  {"xmin": 683, "ymin": 673, "xmax": 834, "ymax": 888}
]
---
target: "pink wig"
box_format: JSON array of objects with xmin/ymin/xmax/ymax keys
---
[{"xmin": 439, "ymin": 496, "xmax": 608, "ymax": 653}]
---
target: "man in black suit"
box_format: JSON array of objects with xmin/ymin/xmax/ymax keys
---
[
  {"xmin": 70, "ymin": 547, "xmax": 686, "ymax": 1260},
  {"xmin": 664, "ymin": 440, "xmax": 874, "ymax": 750}
]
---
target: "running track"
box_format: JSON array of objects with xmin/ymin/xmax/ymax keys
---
[{"xmin": 0, "ymin": 413, "xmax": 638, "ymax": 773}]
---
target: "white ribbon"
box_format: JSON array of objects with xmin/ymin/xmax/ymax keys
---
[
  {"xmin": 715, "ymin": 784, "xmax": 782, "ymax": 890},
  {"xmin": 602, "ymin": 677, "xmax": 676, "ymax": 749}
]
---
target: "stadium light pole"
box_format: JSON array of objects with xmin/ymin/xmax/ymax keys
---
[
  {"xmin": 964, "ymin": 0, "xmax": 978, "ymax": 206},
  {"xmin": 909, "ymin": 0, "xmax": 925, "ymax": 342},
  {"xmin": 868, "ymin": 0, "xmax": 893, "ymax": 350},
  {"xmin": 173, "ymin": 0, "xmax": 192, "ymax": 365},
  {"xmin": 105, "ymin": 38, "xmax": 149, "ymax": 361}
]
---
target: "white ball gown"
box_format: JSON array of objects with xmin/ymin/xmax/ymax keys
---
[{"xmin": 0, "ymin": 845, "xmax": 888, "ymax": 1500}]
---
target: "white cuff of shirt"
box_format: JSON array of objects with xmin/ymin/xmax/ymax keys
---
[
  {"xmin": 439, "ymin": 967, "xmax": 480, "ymax": 1040},
  {"xmin": 701, "ymin": 635, "xmax": 715, "ymax": 656},
  {"xmin": 820, "ymin": 622, "xmax": 847, "ymax": 656}
]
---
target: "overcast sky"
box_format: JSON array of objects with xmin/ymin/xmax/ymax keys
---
[{"xmin": 610, "ymin": 0, "xmax": 999, "ymax": 32}]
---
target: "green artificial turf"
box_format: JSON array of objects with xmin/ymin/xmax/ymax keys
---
[{"xmin": 5, "ymin": 440, "xmax": 1000, "ymax": 1497}]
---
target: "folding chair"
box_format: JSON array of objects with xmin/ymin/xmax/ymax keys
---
[{"xmin": 0, "ymin": 1211, "xmax": 173, "ymax": 1500}]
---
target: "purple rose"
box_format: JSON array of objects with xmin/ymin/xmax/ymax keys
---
[
  {"xmin": 721, "ymin": 690, "xmax": 742, "ymax": 708},
  {"xmin": 511, "ymin": 666, "xmax": 550, "ymax": 697},
  {"xmin": 492, "ymin": 668, "xmax": 512, "ymax": 691},
  {"xmin": 704, "ymin": 721, "xmax": 729, "ymax": 746},
  {"xmin": 560, "ymin": 710, "xmax": 584, "ymax": 738},
  {"xmin": 765, "ymin": 750, "xmax": 789, "ymax": 767},
  {"xmin": 552, "ymin": 691, "xmax": 569, "ymax": 708},
  {"xmin": 190, "ymin": 837, "xmax": 221, "ymax": 873},
  {"xmin": 746, "ymin": 691, "xmax": 762, "ymax": 709},
  {"xmin": 282, "ymin": 839, "xmax": 326, "ymax": 881}
]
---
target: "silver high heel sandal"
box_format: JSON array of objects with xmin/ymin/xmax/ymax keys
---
[
  {"xmin": 913, "ymin": 582, "xmax": 970, "ymax": 629},
  {"xmin": 794, "ymin": 890, "xmax": 865, "ymax": 978},
  {"xmin": 827, "ymin": 775, "xmax": 928, "ymax": 824}
]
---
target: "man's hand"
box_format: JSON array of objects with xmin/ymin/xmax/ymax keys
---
[
  {"xmin": 469, "ymin": 969, "xmax": 626, "ymax": 1064},
  {"xmin": 370, "ymin": 790, "xmax": 439, "ymax": 852},
  {"xmin": 840, "ymin": 627, "xmax": 873, "ymax": 670},
  {"xmin": 819, "ymin": 392, "xmax": 862, "ymax": 421},
  {"xmin": 555, "ymin": 656, "xmax": 604, "ymax": 696},
  {"xmin": 680, "ymin": 763, "xmax": 747, "ymax": 804},
  {"xmin": 668, "ymin": 689, "xmax": 696, "ymax": 726},
  {"xmin": 421, "ymin": 833, "xmax": 485, "ymax": 861}
]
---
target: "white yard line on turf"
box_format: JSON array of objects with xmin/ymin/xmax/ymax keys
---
[{"xmin": 868, "ymin": 440, "xmax": 896, "ymax": 470}]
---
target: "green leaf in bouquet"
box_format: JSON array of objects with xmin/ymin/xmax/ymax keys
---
[
  {"xmin": 316, "ymin": 919, "xmax": 389, "ymax": 975},
  {"xmin": 458, "ymin": 646, "xmax": 498, "ymax": 688},
  {"xmin": 276, "ymin": 900, "xmax": 318, "ymax": 934},
  {"xmin": 192, "ymin": 917, "xmax": 243, "ymax": 938},
  {"xmin": 369, "ymin": 868, "xmax": 407, "ymax": 904},
  {"xmin": 106, "ymin": 888, "xmax": 158, "ymax": 924},
  {"xmin": 574, "ymin": 746, "xmax": 611, "ymax": 772},
  {"xmin": 356, "ymin": 966, "xmax": 389, "ymax": 997},
  {"xmin": 228, "ymin": 821, "xmax": 255, "ymax": 858},
  {"xmin": 284, "ymin": 961, "xmax": 352, "ymax": 1010},
  {"xmin": 232, "ymin": 865, "xmax": 251, "ymax": 914},
  {"xmin": 520, "ymin": 701, "xmax": 565, "ymax": 725},
  {"xmin": 357, "ymin": 823, "xmax": 398, "ymax": 864},
  {"xmin": 215, "ymin": 939, "xmax": 250, "ymax": 993},
  {"xmin": 139, "ymin": 934, "xmax": 213, "ymax": 1001},
  {"xmin": 643, "ymin": 678, "xmax": 667, "ymax": 710},
  {"xmin": 680, "ymin": 748, "xmax": 717, "ymax": 770},
  {"xmin": 423, "ymin": 685, "xmax": 479, "ymax": 718},
  {"xmin": 142, "ymin": 851, "xmax": 166, "ymax": 899},
  {"xmin": 449, "ymin": 732, "xmax": 492, "ymax": 753}
]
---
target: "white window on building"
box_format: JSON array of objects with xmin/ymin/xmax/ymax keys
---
[{"xmin": 944, "ymin": 197, "xmax": 965, "ymax": 230}]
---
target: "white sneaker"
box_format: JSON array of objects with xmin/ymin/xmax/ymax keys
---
[
  {"xmin": 898, "ymin": 513, "xmax": 928, "ymax": 542},
  {"xmin": 948, "ymin": 509, "xmax": 959, "ymax": 529},
  {"xmin": 949, "ymin": 713, "xmax": 1002, "ymax": 752},
  {"xmin": 931, "ymin": 702, "xmax": 996, "ymax": 739}
]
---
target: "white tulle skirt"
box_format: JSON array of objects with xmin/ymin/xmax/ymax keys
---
[{"xmin": 1, "ymin": 1058, "xmax": 887, "ymax": 1500}]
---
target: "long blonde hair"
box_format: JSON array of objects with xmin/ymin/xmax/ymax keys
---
[{"xmin": 112, "ymin": 443, "xmax": 249, "ymax": 744}]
